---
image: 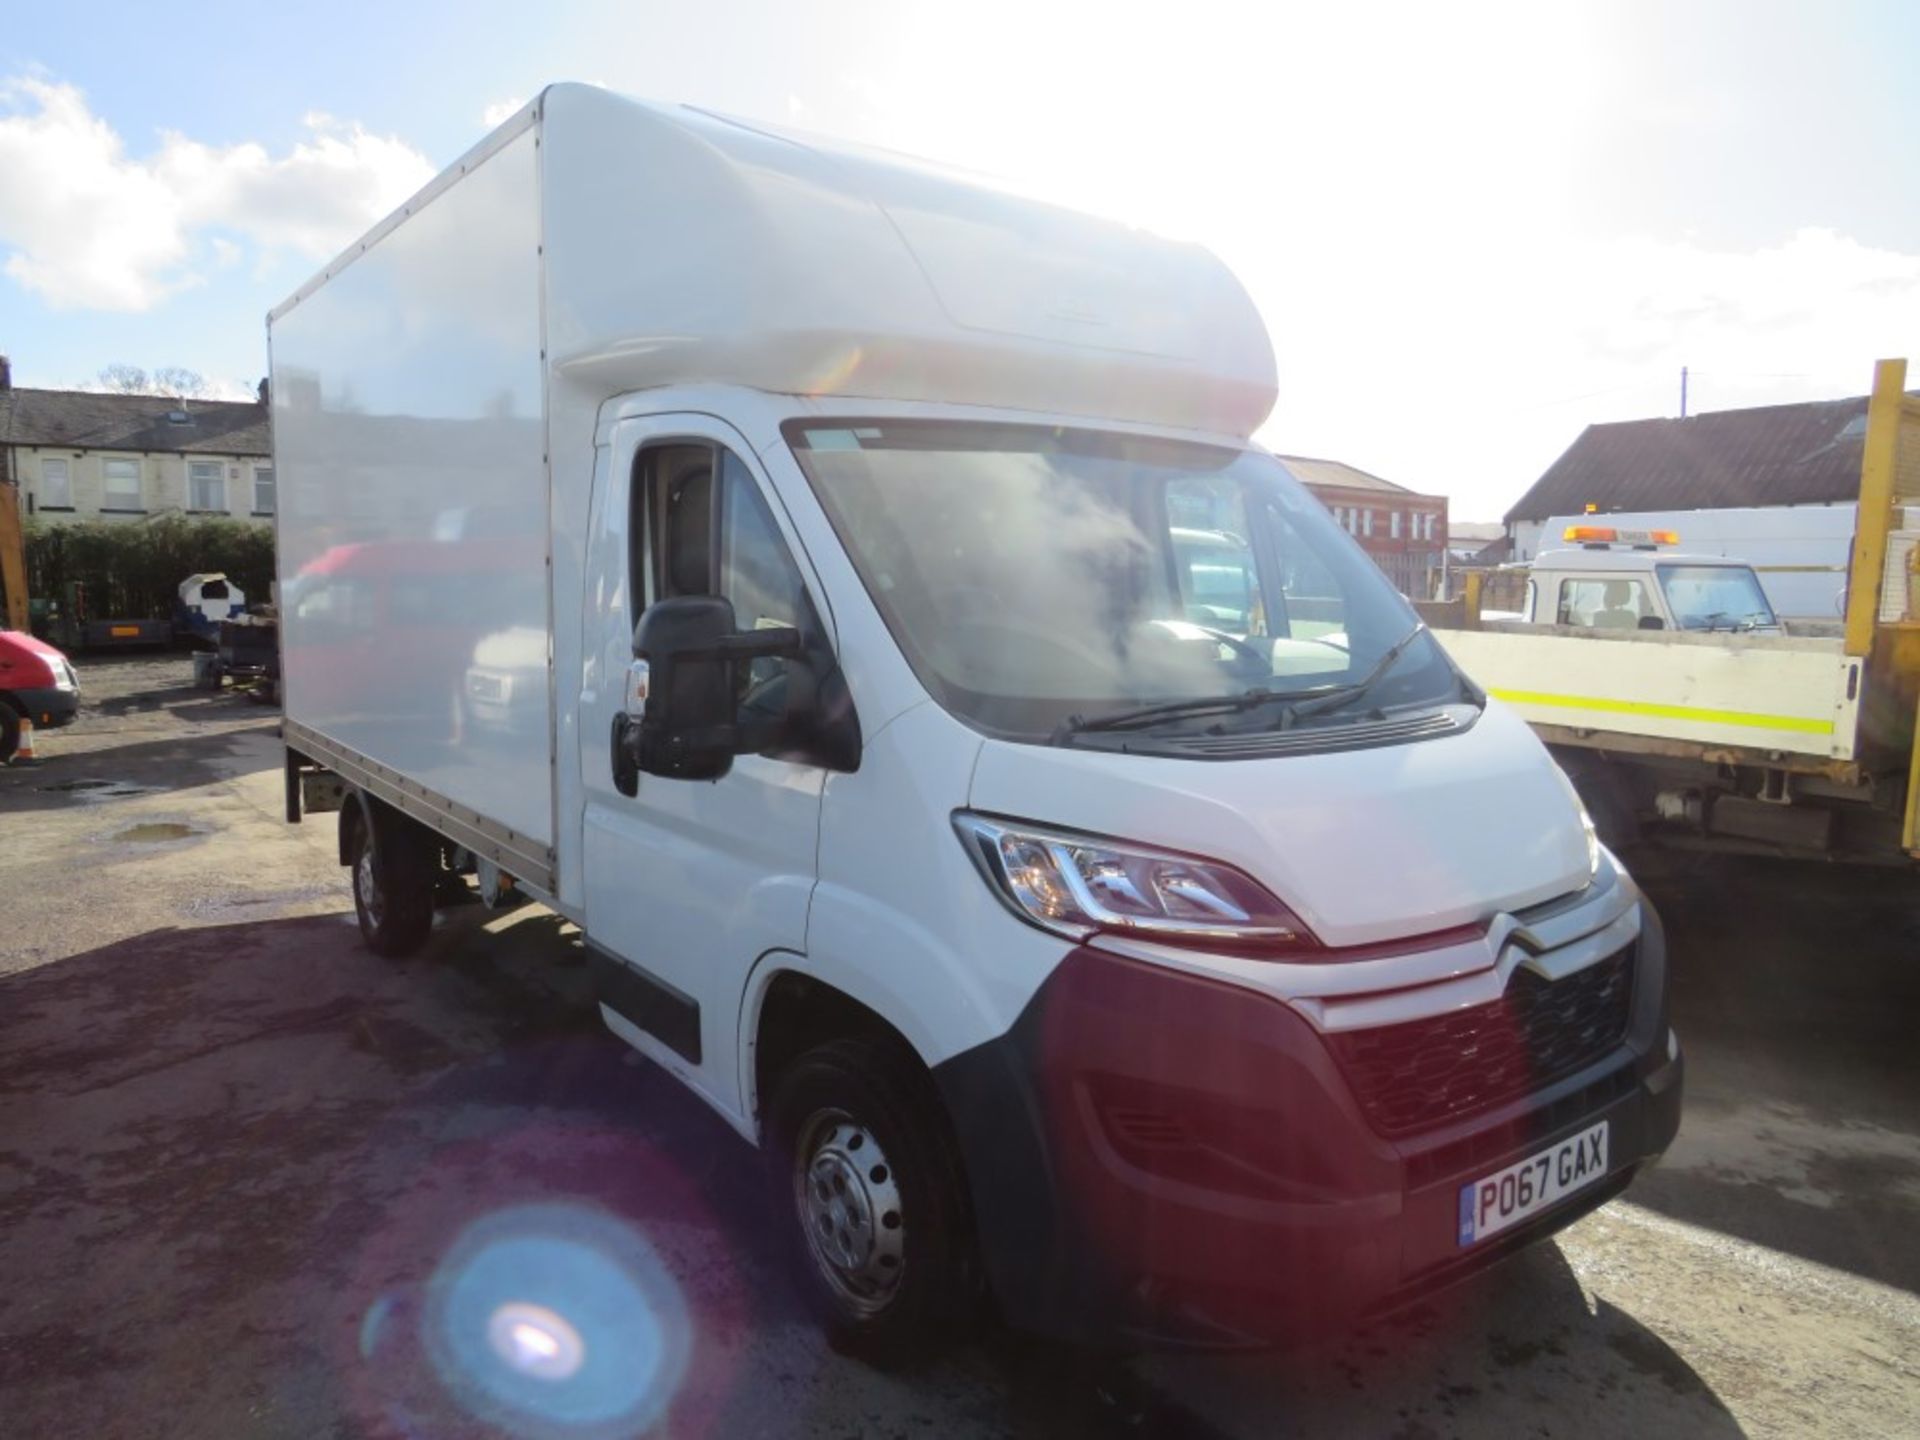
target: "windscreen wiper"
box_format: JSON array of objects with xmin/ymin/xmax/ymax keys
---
[
  {"xmin": 1284, "ymin": 623, "xmax": 1427, "ymax": 722},
  {"xmin": 1050, "ymin": 624, "xmax": 1430, "ymax": 744},
  {"xmin": 1049, "ymin": 687, "xmax": 1331, "ymax": 745}
]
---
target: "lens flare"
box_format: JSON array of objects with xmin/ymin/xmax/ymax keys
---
[
  {"xmin": 488, "ymin": 1301, "xmax": 585, "ymax": 1381},
  {"xmin": 424, "ymin": 1202, "xmax": 691, "ymax": 1437}
]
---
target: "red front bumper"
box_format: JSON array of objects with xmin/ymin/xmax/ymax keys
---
[{"xmin": 932, "ymin": 907, "xmax": 1681, "ymax": 1348}]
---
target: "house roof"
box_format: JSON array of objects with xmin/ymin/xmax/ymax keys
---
[
  {"xmin": 1505, "ymin": 392, "xmax": 1892, "ymax": 525},
  {"xmin": 0, "ymin": 387, "xmax": 270, "ymax": 457},
  {"xmin": 1277, "ymin": 454, "xmax": 1424, "ymax": 496},
  {"xmin": 1448, "ymin": 521, "xmax": 1506, "ymax": 543}
]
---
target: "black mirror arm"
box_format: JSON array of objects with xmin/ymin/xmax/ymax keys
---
[{"xmin": 644, "ymin": 627, "xmax": 805, "ymax": 665}]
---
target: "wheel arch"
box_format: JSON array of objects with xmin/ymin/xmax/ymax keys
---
[{"xmin": 740, "ymin": 956, "xmax": 950, "ymax": 1145}]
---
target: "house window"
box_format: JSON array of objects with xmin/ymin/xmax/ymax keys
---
[
  {"xmin": 1362, "ymin": 509, "xmax": 1374, "ymax": 538},
  {"xmin": 189, "ymin": 460, "xmax": 226, "ymax": 513},
  {"xmin": 103, "ymin": 457, "xmax": 143, "ymax": 510},
  {"xmin": 252, "ymin": 465, "xmax": 276, "ymax": 515},
  {"xmin": 39, "ymin": 457, "xmax": 72, "ymax": 508},
  {"xmin": 1390, "ymin": 511, "xmax": 1402, "ymax": 539}
]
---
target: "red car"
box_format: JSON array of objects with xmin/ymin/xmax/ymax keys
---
[{"xmin": 0, "ymin": 627, "xmax": 80, "ymax": 762}]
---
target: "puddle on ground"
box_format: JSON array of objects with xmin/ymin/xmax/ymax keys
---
[
  {"xmin": 181, "ymin": 886, "xmax": 340, "ymax": 919},
  {"xmin": 39, "ymin": 778, "xmax": 165, "ymax": 801},
  {"xmin": 111, "ymin": 822, "xmax": 199, "ymax": 844}
]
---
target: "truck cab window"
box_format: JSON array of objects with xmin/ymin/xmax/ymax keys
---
[{"xmin": 1558, "ymin": 577, "xmax": 1654, "ymax": 630}]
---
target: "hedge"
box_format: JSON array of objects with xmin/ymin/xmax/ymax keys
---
[{"xmin": 25, "ymin": 516, "xmax": 276, "ymax": 619}]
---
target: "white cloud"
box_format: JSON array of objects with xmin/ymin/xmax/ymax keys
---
[
  {"xmin": 1243, "ymin": 223, "xmax": 1920, "ymax": 518},
  {"xmin": 0, "ymin": 76, "xmax": 433, "ymax": 311},
  {"xmin": 482, "ymin": 97, "xmax": 525, "ymax": 128}
]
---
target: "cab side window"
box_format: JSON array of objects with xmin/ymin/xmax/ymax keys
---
[
  {"xmin": 721, "ymin": 450, "xmax": 811, "ymax": 635},
  {"xmin": 633, "ymin": 440, "xmax": 818, "ymax": 735},
  {"xmin": 1557, "ymin": 576, "xmax": 1654, "ymax": 630}
]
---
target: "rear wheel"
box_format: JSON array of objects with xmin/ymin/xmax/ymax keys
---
[
  {"xmin": 767, "ymin": 1036, "xmax": 983, "ymax": 1358},
  {"xmin": 0, "ymin": 705, "xmax": 18, "ymax": 765},
  {"xmin": 347, "ymin": 798, "xmax": 435, "ymax": 958}
]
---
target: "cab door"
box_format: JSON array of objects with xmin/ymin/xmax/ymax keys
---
[{"xmin": 579, "ymin": 414, "xmax": 829, "ymax": 1123}]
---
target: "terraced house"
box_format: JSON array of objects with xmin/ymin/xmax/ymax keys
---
[{"xmin": 0, "ymin": 358, "xmax": 274, "ymax": 527}]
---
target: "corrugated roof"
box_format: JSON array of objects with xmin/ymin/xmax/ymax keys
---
[
  {"xmin": 1504, "ymin": 392, "xmax": 1892, "ymax": 524},
  {"xmin": 0, "ymin": 387, "xmax": 270, "ymax": 457},
  {"xmin": 1277, "ymin": 454, "xmax": 1421, "ymax": 495}
]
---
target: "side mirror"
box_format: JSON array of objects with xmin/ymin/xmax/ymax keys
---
[
  {"xmin": 623, "ymin": 595, "xmax": 803, "ymax": 782},
  {"xmin": 1637, "ymin": 615, "xmax": 1667, "ymax": 631}
]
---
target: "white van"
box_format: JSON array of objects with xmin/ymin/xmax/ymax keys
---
[{"xmin": 272, "ymin": 85, "xmax": 1681, "ymax": 1351}]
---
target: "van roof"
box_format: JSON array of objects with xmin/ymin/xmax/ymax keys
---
[{"xmin": 277, "ymin": 84, "xmax": 1278, "ymax": 439}]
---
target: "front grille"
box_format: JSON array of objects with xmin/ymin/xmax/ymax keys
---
[{"xmin": 1328, "ymin": 947, "xmax": 1635, "ymax": 1138}]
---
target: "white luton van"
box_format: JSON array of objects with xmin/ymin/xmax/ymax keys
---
[{"xmin": 272, "ymin": 85, "xmax": 1680, "ymax": 1351}]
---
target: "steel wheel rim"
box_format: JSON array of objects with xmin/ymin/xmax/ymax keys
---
[
  {"xmin": 355, "ymin": 843, "xmax": 384, "ymax": 927},
  {"xmin": 792, "ymin": 1107, "xmax": 905, "ymax": 1315}
]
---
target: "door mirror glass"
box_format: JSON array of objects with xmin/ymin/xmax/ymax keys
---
[
  {"xmin": 627, "ymin": 595, "xmax": 805, "ymax": 781},
  {"xmin": 1637, "ymin": 614, "xmax": 1667, "ymax": 631},
  {"xmin": 632, "ymin": 595, "xmax": 740, "ymax": 780}
]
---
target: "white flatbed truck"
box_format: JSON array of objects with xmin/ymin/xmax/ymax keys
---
[{"xmin": 1436, "ymin": 359, "xmax": 1920, "ymax": 863}]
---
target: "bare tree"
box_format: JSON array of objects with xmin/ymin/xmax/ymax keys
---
[
  {"xmin": 151, "ymin": 367, "xmax": 213, "ymax": 399},
  {"xmin": 93, "ymin": 365, "xmax": 215, "ymax": 398},
  {"xmin": 95, "ymin": 364, "xmax": 150, "ymax": 394}
]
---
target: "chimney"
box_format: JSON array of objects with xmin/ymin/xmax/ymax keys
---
[
  {"xmin": 0, "ymin": 355, "xmax": 12, "ymax": 390},
  {"xmin": 256, "ymin": 376, "xmax": 270, "ymax": 407}
]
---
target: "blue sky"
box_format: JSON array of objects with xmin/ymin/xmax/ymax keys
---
[{"xmin": 2, "ymin": 0, "xmax": 1917, "ymax": 517}]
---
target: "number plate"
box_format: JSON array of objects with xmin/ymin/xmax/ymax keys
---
[{"xmin": 1457, "ymin": 1120, "xmax": 1608, "ymax": 1247}]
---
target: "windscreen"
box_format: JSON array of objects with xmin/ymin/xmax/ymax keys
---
[
  {"xmin": 786, "ymin": 420, "xmax": 1462, "ymax": 741},
  {"xmin": 1656, "ymin": 564, "xmax": 1778, "ymax": 631}
]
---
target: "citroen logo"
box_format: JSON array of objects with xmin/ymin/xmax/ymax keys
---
[{"xmin": 1484, "ymin": 913, "xmax": 1552, "ymax": 984}]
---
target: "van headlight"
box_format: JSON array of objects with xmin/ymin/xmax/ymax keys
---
[{"xmin": 953, "ymin": 812, "xmax": 1319, "ymax": 953}]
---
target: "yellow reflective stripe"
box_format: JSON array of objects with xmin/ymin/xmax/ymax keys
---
[{"xmin": 1488, "ymin": 687, "xmax": 1834, "ymax": 735}]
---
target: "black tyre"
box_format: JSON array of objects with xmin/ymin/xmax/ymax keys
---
[
  {"xmin": 0, "ymin": 705, "xmax": 17, "ymax": 766},
  {"xmin": 766, "ymin": 1036, "xmax": 983, "ymax": 1358},
  {"xmin": 347, "ymin": 797, "xmax": 435, "ymax": 958}
]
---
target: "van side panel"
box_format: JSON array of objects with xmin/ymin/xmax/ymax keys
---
[{"xmin": 270, "ymin": 125, "xmax": 553, "ymax": 848}]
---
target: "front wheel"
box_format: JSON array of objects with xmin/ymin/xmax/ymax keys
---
[
  {"xmin": 347, "ymin": 799, "xmax": 435, "ymax": 958},
  {"xmin": 766, "ymin": 1037, "xmax": 983, "ymax": 1358}
]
